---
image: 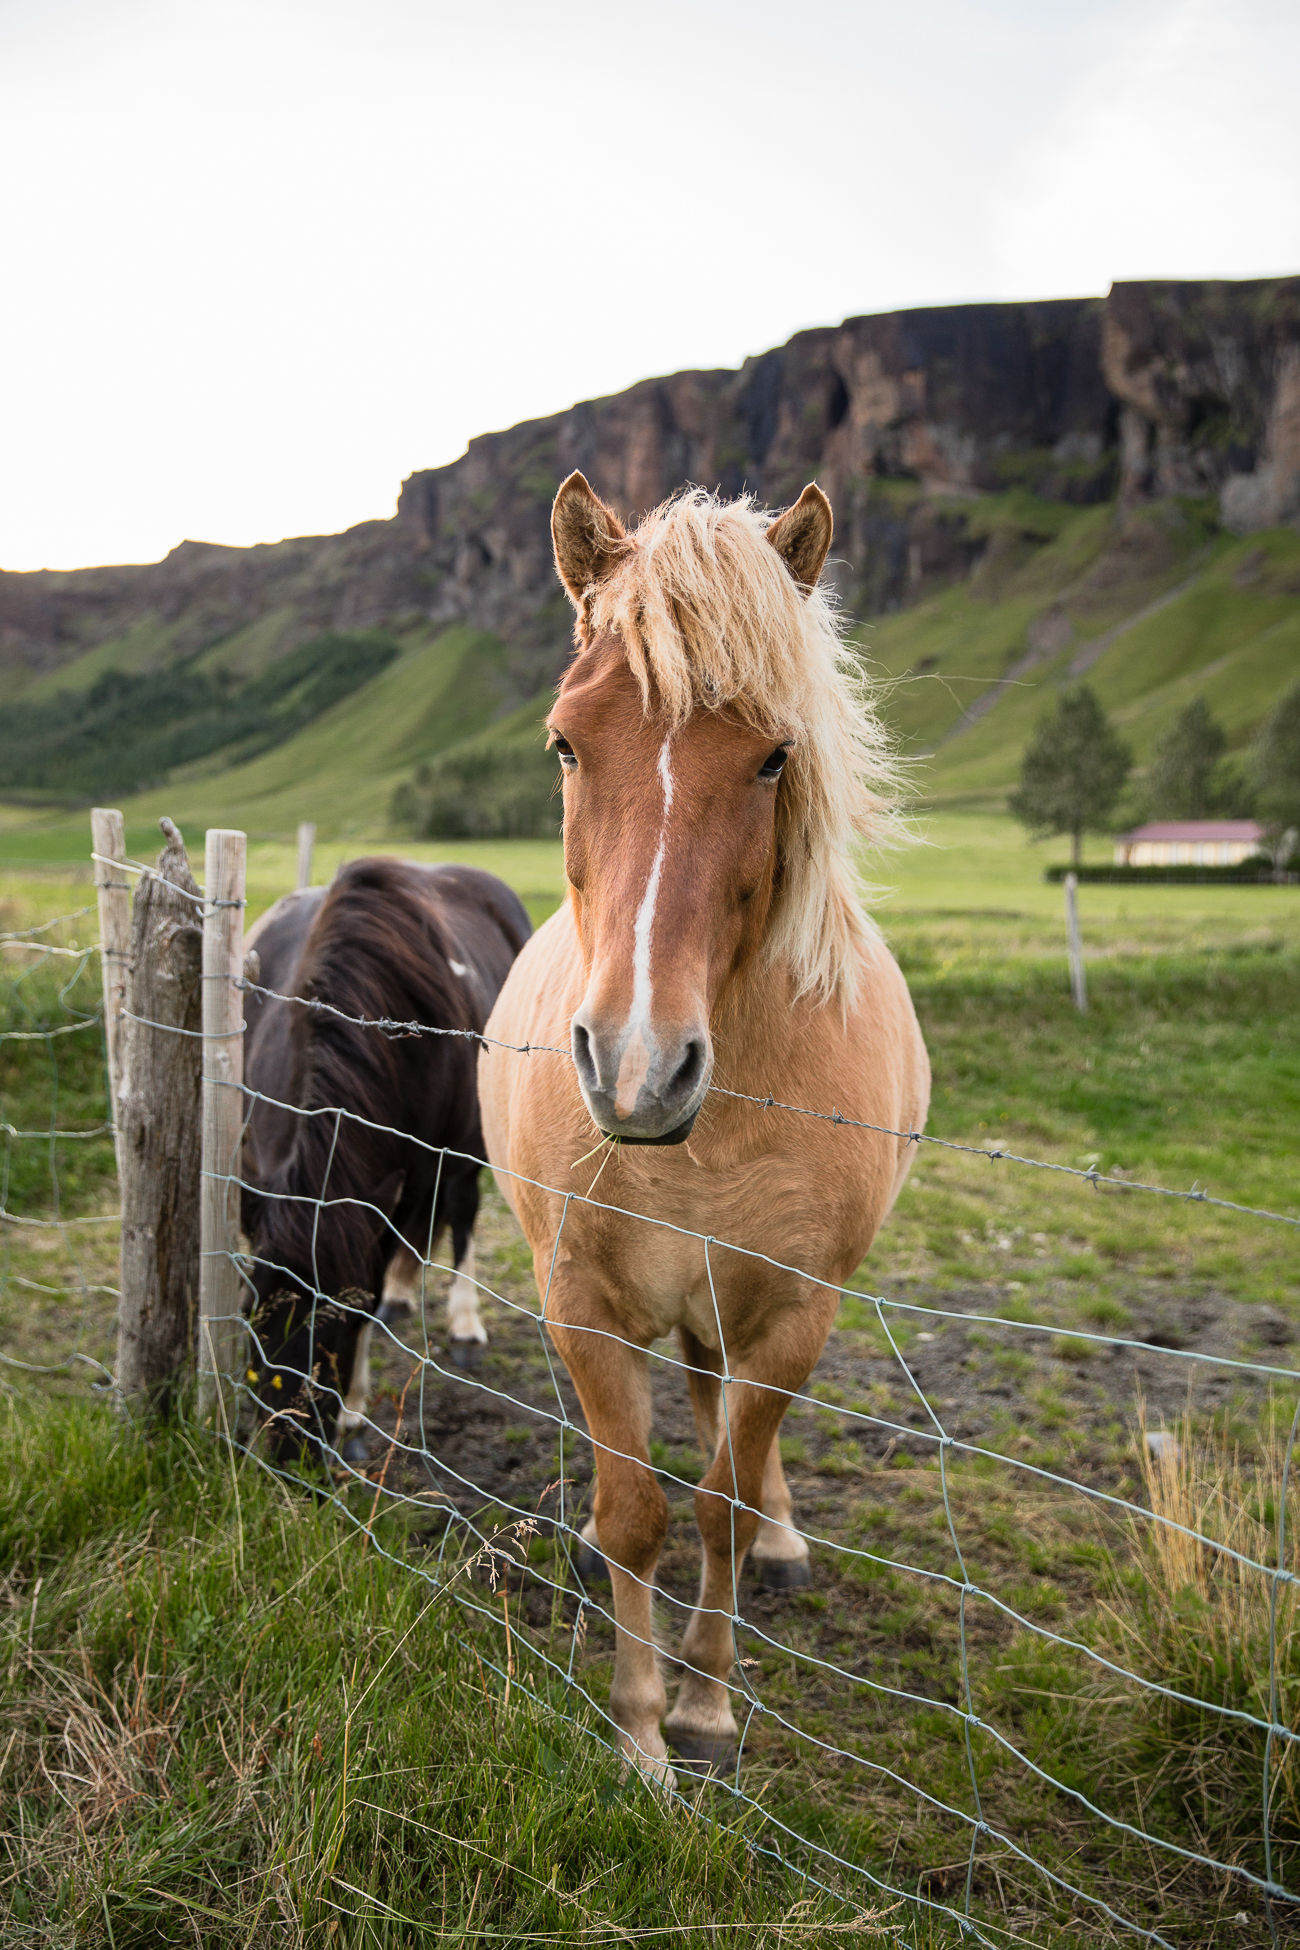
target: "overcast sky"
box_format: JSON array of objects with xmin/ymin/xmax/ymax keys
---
[{"xmin": 2, "ymin": 0, "xmax": 1297, "ymax": 572}]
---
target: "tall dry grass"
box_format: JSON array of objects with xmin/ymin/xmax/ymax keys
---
[{"xmin": 1104, "ymin": 1403, "xmax": 1300, "ymax": 1877}]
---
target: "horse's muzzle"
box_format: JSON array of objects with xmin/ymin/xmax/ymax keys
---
[{"xmin": 570, "ymin": 1008, "xmax": 711, "ymax": 1143}]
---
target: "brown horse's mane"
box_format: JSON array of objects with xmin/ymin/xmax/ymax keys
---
[
  {"xmin": 258, "ymin": 858, "xmax": 471, "ymax": 1289},
  {"xmin": 581, "ymin": 489, "xmax": 903, "ymax": 1005}
]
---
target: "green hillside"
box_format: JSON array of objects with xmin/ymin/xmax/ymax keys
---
[
  {"xmin": 858, "ymin": 499, "xmax": 1300, "ymax": 806},
  {"xmin": 0, "ymin": 620, "xmax": 550, "ymax": 845},
  {"xmin": 0, "ymin": 630, "xmax": 402, "ymax": 802},
  {"xmin": 1, "ymin": 495, "xmax": 1296, "ymax": 849}
]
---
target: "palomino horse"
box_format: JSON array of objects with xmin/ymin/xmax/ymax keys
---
[
  {"xmin": 479, "ymin": 475, "xmax": 929, "ymax": 1780},
  {"xmin": 242, "ymin": 857, "xmax": 530, "ymax": 1462}
]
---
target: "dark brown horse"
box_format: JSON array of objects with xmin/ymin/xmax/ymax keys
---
[{"xmin": 242, "ymin": 856, "xmax": 530, "ymax": 1463}]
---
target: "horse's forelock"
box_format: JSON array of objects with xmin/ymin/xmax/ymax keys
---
[{"xmin": 582, "ymin": 489, "xmax": 905, "ymax": 1005}]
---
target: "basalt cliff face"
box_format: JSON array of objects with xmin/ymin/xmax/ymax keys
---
[{"xmin": 3, "ymin": 276, "xmax": 1297, "ymax": 706}]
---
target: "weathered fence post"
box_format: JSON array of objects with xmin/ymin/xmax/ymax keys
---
[
  {"xmin": 116, "ymin": 819, "xmax": 204, "ymax": 1411},
  {"xmin": 90, "ymin": 808, "xmax": 131, "ymax": 1178},
  {"xmin": 296, "ymin": 820, "xmax": 316, "ymax": 890},
  {"xmin": 1064, "ymin": 870, "xmax": 1087, "ymax": 1014},
  {"xmin": 198, "ymin": 828, "xmax": 247, "ymax": 1428}
]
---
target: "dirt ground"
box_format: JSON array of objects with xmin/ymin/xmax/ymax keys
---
[{"xmin": 355, "ymin": 1178, "xmax": 1296, "ymax": 1529}]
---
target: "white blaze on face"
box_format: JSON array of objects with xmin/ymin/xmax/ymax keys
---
[{"xmin": 613, "ymin": 736, "xmax": 674, "ymax": 1120}]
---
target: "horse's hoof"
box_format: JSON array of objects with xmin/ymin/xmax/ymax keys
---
[
  {"xmin": 340, "ymin": 1436, "xmax": 370, "ymax": 1466},
  {"xmin": 755, "ymin": 1557, "xmax": 812, "ymax": 1591},
  {"xmin": 666, "ymin": 1731, "xmax": 738, "ymax": 1773},
  {"xmin": 376, "ymin": 1296, "xmax": 414, "ymax": 1328},
  {"xmin": 448, "ymin": 1338, "xmax": 484, "ymax": 1372},
  {"xmin": 573, "ymin": 1537, "xmax": 609, "ymax": 1584}
]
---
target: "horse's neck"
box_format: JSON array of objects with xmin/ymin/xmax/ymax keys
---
[{"xmin": 712, "ymin": 956, "xmax": 808, "ymax": 1097}]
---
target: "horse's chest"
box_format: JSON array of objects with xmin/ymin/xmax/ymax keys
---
[
  {"xmin": 558, "ymin": 1180, "xmax": 807, "ymax": 1353},
  {"xmin": 556, "ymin": 1212, "xmax": 707, "ymax": 1343}
]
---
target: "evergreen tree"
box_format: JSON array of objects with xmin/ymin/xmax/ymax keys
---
[
  {"xmin": 1251, "ymin": 680, "xmax": 1300, "ymax": 861},
  {"xmin": 1008, "ymin": 685, "xmax": 1132, "ymax": 866},
  {"xmin": 1147, "ymin": 697, "xmax": 1226, "ymax": 818}
]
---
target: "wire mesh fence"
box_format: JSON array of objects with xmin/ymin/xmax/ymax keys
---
[
  {"xmin": 3, "ymin": 833, "xmax": 1300, "ymax": 1947},
  {"xmin": 0, "ymin": 900, "xmax": 118, "ymax": 1386}
]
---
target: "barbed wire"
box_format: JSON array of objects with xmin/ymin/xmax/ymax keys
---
[
  {"xmin": 240, "ymin": 975, "xmax": 569, "ymax": 1057},
  {"xmin": 236, "ymin": 979, "xmax": 1300, "ymax": 1231},
  {"xmin": 89, "ymin": 849, "xmax": 245, "ymax": 912},
  {"xmin": 6, "ymin": 881, "xmax": 1299, "ymax": 1943},
  {"xmin": 204, "ymin": 1082, "xmax": 1300, "ymax": 1942},
  {"xmin": 218, "ymin": 1271, "xmax": 1299, "ymax": 1940}
]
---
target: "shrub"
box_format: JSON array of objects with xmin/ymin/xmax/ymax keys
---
[{"xmin": 390, "ymin": 735, "xmax": 562, "ymax": 839}]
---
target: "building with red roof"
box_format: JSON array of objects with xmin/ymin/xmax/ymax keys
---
[{"xmin": 1113, "ymin": 821, "xmax": 1265, "ymax": 867}]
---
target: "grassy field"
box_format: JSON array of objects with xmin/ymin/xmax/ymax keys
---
[
  {"xmin": 2, "ymin": 1394, "xmax": 893, "ymax": 1948},
  {"xmin": 2, "ymin": 812, "xmax": 1298, "ymax": 1943}
]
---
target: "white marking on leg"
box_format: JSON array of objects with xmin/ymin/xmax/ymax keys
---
[
  {"xmin": 338, "ymin": 1320, "xmax": 372, "ymax": 1433},
  {"xmin": 381, "ymin": 1240, "xmax": 422, "ymax": 1317},
  {"xmin": 615, "ymin": 737, "xmax": 673, "ymax": 1120},
  {"xmin": 751, "ymin": 1434, "xmax": 811, "ymax": 1567},
  {"xmin": 446, "ymin": 1236, "xmax": 486, "ymax": 1346}
]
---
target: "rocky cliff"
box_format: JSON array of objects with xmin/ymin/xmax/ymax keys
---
[{"xmin": 3, "ymin": 275, "xmax": 1297, "ymax": 711}]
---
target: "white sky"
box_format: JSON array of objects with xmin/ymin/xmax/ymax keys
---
[{"xmin": 2, "ymin": 0, "xmax": 1297, "ymax": 572}]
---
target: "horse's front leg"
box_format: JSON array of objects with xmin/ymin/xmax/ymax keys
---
[
  {"xmin": 662, "ymin": 1372, "xmax": 777, "ymax": 1765},
  {"xmin": 547, "ymin": 1295, "xmax": 672, "ymax": 1783}
]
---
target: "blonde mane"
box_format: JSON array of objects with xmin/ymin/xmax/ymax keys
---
[{"xmin": 581, "ymin": 488, "xmax": 901, "ymax": 1006}]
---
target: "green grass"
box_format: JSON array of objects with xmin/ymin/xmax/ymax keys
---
[
  {"xmin": 0, "ymin": 946, "xmax": 113, "ymax": 1219},
  {"xmin": 2, "ymin": 811, "xmax": 1297, "ymax": 1941},
  {"xmin": 0, "ymin": 1393, "xmax": 885, "ymax": 1946},
  {"xmin": 0, "ymin": 631, "xmax": 402, "ymax": 800}
]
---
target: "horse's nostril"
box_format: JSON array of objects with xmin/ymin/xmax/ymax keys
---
[
  {"xmin": 571, "ymin": 1020, "xmax": 597, "ymax": 1090},
  {"xmin": 671, "ymin": 1039, "xmax": 707, "ymax": 1099}
]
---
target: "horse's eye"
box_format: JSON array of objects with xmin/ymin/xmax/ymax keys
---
[
  {"xmin": 553, "ymin": 735, "xmax": 577, "ymax": 771},
  {"xmin": 758, "ymin": 746, "xmax": 790, "ymax": 780}
]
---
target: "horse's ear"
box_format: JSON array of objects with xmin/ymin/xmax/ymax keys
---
[
  {"xmin": 767, "ymin": 484, "xmax": 833, "ymax": 593},
  {"xmin": 552, "ymin": 472, "xmax": 627, "ymax": 607}
]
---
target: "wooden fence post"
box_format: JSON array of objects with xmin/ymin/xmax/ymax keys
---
[
  {"xmin": 116, "ymin": 819, "xmax": 204, "ymax": 1411},
  {"xmin": 296, "ymin": 821, "xmax": 316, "ymax": 890},
  {"xmin": 198, "ymin": 828, "xmax": 247, "ymax": 1428},
  {"xmin": 1065, "ymin": 871, "xmax": 1088, "ymax": 1014},
  {"xmin": 90, "ymin": 808, "xmax": 132, "ymax": 1179}
]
